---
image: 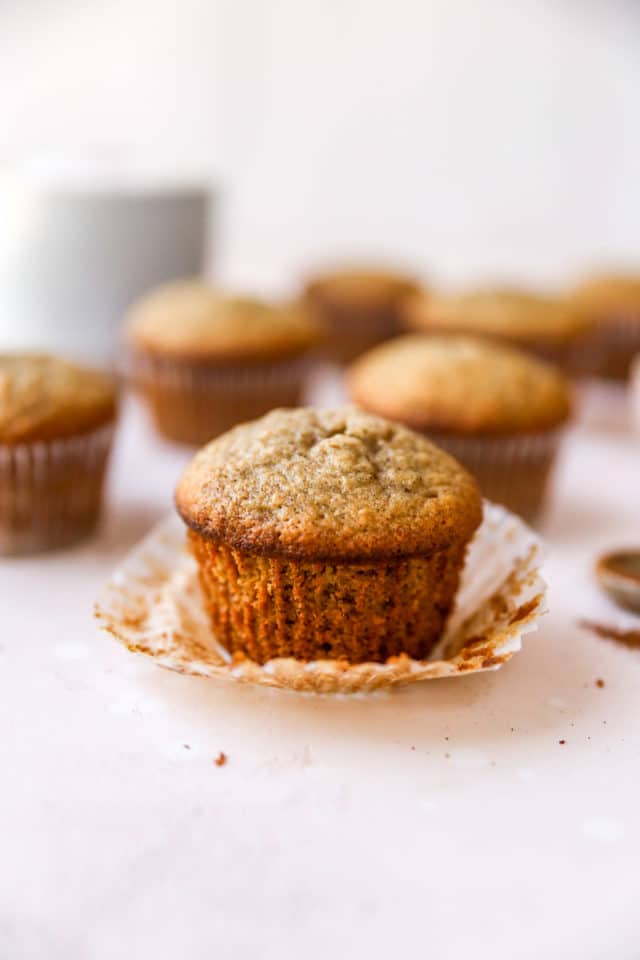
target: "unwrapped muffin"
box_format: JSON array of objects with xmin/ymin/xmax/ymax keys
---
[
  {"xmin": 349, "ymin": 335, "xmax": 572, "ymax": 522},
  {"xmin": 302, "ymin": 267, "xmax": 419, "ymax": 364},
  {"xmin": 175, "ymin": 406, "xmax": 482, "ymax": 664},
  {"xmin": 571, "ymin": 273, "xmax": 640, "ymax": 380},
  {"xmin": 403, "ymin": 287, "xmax": 586, "ymax": 371},
  {"xmin": 126, "ymin": 280, "xmax": 320, "ymax": 445},
  {"xmin": 0, "ymin": 353, "xmax": 116, "ymax": 554}
]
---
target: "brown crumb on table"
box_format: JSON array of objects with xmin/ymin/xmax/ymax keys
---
[
  {"xmin": 559, "ymin": 739, "xmax": 566, "ymax": 745},
  {"xmin": 595, "ymin": 678, "xmax": 605, "ymax": 688},
  {"xmin": 214, "ymin": 751, "xmax": 227, "ymax": 767}
]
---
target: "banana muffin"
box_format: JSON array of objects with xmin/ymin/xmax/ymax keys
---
[
  {"xmin": 0, "ymin": 353, "xmax": 117, "ymax": 554},
  {"xmin": 126, "ymin": 280, "xmax": 320, "ymax": 445},
  {"xmin": 349, "ymin": 335, "xmax": 572, "ymax": 522},
  {"xmin": 403, "ymin": 287, "xmax": 586, "ymax": 370},
  {"xmin": 302, "ymin": 267, "xmax": 419, "ymax": 364},
  {"xmin": 176, "ymin": 406, "xmax": 482, "ymax": 664},
  {"xmin": 571, "ymin": 273, "xmax": 640, "ymax": 380}
]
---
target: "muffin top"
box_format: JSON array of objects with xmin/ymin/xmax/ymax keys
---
[
  {"xmin": 403, "ymin": 287, "xmax": 585, "ymax": 341},
  {"xmin": 572, "ymin": 273, "xmax": 640, "ymax": 317},
  {"xmin": 0, "ymin": 353, "xmax": 117, "ymax": 443},
  {"xmin": 348, "ymin": 335, "xmax": 572, "ymax": 435},
  {"xmin": 126, "ymin": 280, "xmax": 320, "ymax": 362},
  {"xmin": 304, "ymin": 267, "xmax": 418, "ymax": 312},
  {"xmin": 176, "ymin": 406, "xmax": 482, "ymax": 561}
]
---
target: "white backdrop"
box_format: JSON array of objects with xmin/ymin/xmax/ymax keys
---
[{"xmin": 1, "ymin": 0, "xmax": 639, "ymax": 293}]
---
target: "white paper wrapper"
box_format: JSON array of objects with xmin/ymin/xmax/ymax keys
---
[{"xmin": 95, "ymin": 501, "xmax": 546, "ymax": 694}]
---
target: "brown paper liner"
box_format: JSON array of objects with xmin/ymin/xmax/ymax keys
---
[
  {"xmin": 425, "ymin": 430, "xmax": 563, "ymax": 525},
  {"xmin": 95, "ymin": 503, "xmax": 546, "ymax": 694},
  {"xmin": 0, "ymin": 423, "xmax": 114, "ymax": 555},
  {"xmin": 188, "ymin": 530, "xmax": 468, "ymax": 664},
  {"xmin": 574, "ymin": 313, "xmax": 640, "ymax": 381},
  {"xmin": 308, "ymin": 304, "xmax": 403, "ymax": 366},
  {"xmin": 128, "ymin": 350, "xmax": 313, "ymax": 445}
]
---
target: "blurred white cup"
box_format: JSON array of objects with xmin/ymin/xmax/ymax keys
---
[{"xmin": 0, "ymin": 153, "xmax": 212, "ymax": 364}]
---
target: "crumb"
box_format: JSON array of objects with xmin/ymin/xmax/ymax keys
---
[
  {"xmin": 410, "ymin": 746, "xmax": 416, "ymax": 751},
  {"xmin": 559, "ymin": 739, "xmax": 566, "ymax": 745},
  {"xmin": 183, "ymin": 744, "xmax": 191, "ymax": 750},
  {"xmin": 444, "ymin": 736, "xmax": 449, "ymax": 741},
  {"xmin": 596, "ymin": 678, "xmax": 605, "ymax": 688},
  {"xmin": 510, "ymin": 727, "xmax": 515, "ymax": 733},
  {"xmin": 214, "ymin": 751, "xmax": 227, "ymax": 767},
  {"xmin": 444, "ymin": 752, "xmax": 451, "ymax": 759}
]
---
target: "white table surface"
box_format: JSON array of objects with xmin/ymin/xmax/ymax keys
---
[{"xmin": 2, "ymin": 382, "xmax": 640, "ymax": 960}]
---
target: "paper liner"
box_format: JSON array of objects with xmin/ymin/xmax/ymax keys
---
[
  {"xmin": 127, "ymin": 349, "xmax": 313, "ymax": 444},
  {"xmin": 0, "ymin": 423, "xmax": 114, "ymax": 555},
  {"xmin": 575, "ymin": 312, "xmax": 640, "ymax": 381},
  {"xmin": 426, "ymin": 429, "xmax": 563, "ymax": 525},
  {"xmin": 95, "ymin": 501, "xmax": 546, "ymax": 694}
]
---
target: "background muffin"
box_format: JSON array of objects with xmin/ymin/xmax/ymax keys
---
[
  {"xmin": 0, "ymin": 353, "xmax": 116, "ymax": 554},
  {"xmin": 403, "ymin": 287, "xmax": 586, "ymax": 371},
  {"xmin": 176, "ymin": 406, "xmax": 482, "ymax": 664},
  {"xmin": 571, "ymin": 273, "xmax": 640, "ymax": 380},
  {"xmin": 302, "ymin": 267, "xmax": 419, "ymax": 364},
  {"xmin": 126, "ymin": 280, "xmax": 320, "ymax": 445},
  {"xmin": 349, "ymin": 335, "xmax": 572, "ymax": 523}
]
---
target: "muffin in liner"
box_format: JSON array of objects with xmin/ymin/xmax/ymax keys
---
[
  {"xmin": 424, "ymin": 429, "xmax": 564, "ymax": 525},
  {"xmin": 0, "ymin": 422, "xmax": 114, "ymax": 555},
  {"xmin": 128, "ymin": 349, "xmax": 311, "ymax": 446},
  {"xmin": 576, "ymin": 312, "xmax": 640, "ymax": 381},
  {"xmin": 402, "ymin": 289, "xmax": 587, "ymax": 375},
  {"xmin": 95, "ymin": 501, "xmax": 545, "ymax": 695},
  {"xmin": 303, "ymin": 269, "xmax": 419, "ymax": 365}
]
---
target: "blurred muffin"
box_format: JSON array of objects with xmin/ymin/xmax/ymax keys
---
[
  {"xmin": 126, "ymin": 280, "xmax": 320, "ymax": 445},
  {"xmin": 0, "ymin": 354, "xmax": 116, "ymax": 554},
  {"xmin": 349, "ymin": 335, "xmax": 572, "ymax": 523},
  {"xmin": 176, "ymin": 406, "xmax": 481, "ymax": 664},
  {"xmin": 571, "ymin": 273, "xmax": 640, "ymax": 380},
  {"xmin": 403, "ymin": 287, "xmax": 586, "ymax": 370},
  {"xmin": 302, "ymin": 267, "xmax": 419, "ymax": 364}
]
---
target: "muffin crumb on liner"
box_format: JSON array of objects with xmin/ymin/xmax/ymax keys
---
[{"xmin": 95, "ymin": 501, "xmax": 545, "ymax": 694}]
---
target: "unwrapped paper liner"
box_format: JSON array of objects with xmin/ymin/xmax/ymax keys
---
[{"xmin": 95, "ymin": 501, "xmax": 546, "ymax": 694}]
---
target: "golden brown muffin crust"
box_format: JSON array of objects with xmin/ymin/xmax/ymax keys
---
[
  {"xmin": 349, "ymin": 335, "xmax": 571, "ymax": 435},
  {"xmin": 572, "ymin": 274, "xmax": 640, "ymax": 317},
  {"xmin": 176, "ymin": 406, "xmax": 482, "ymax": 561},
  {"xmin": 126, "ymin": 280, "xmax": 321, "ymax": 362},
  {"xmin": 304, "ymin": 267, "xmax": 419, "ymax": 312},
  {"xmin": 0, "ymin": 353, "xmax": 117, "ymax": 444},
  {"xmin": 403, "ymin": 287, "xmax": 586, "ymax": 341}
]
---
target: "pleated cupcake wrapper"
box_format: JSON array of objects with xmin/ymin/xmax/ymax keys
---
[
  {"xmin": 126, "ymin": 349, "xmax": 313, "ymax": 392},
  {"xmin": 127, "ymin": 349, "xmax": 314, "ymax": 444},
  {"xmin": 95, "ymin": 501, "xmax": 546, "ymax": 694},
  {"xmin": 576, "ymin": 311, "xmax": 640, "ymax": 380},
  {"xmin": 0, "ymin": 423, "xmax": 114, "ymax": 555},
  {"xmin": 425, "ymin": 429, "xmax": 563, "ymax": 525}
]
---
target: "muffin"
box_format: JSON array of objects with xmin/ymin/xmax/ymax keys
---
[
  {"xmin": 0, "ymin": 354, "xmax": 117, "ymax": 555},
  {"xmin": 126, "ymin": 280, "xmax": 320, "ymax": 445},
  {"xmin": 302, "ymin": 267, "xmax": 419, "ymax": 364},
  {"xmin": 176, "ymin": 406, "xmax": 482, "ymax": 664},
  {"xmin": 571, "ymin": 273, "xmax": 640, "ymax": 380},
  {"xmin": 403, "ymin": 287, "xmax": 586, "ymax": 371},
  {"xmin": 349, "ymin": 335, "xmax": 572, "ymax": 523}
]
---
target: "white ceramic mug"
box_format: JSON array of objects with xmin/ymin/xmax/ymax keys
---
[{"xmin": 0, "ymin": 168, "xmax": 212, "ymax": 364}]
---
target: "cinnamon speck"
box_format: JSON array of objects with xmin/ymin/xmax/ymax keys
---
[
  {"xmin": 214, "ymin": 752, "xmax": 227, "ymax": 767},
  {"xmin": 595, "ymin": 678, "xmax": 605, "ymax": 688}
]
